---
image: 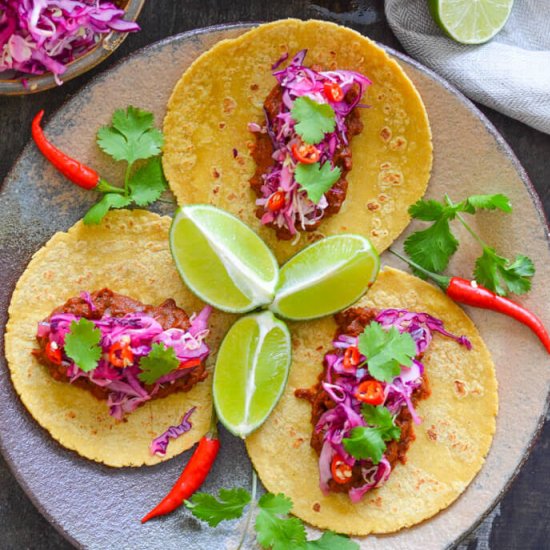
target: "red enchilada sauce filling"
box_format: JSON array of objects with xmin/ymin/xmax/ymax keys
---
[
  {"xmin": 295, "ymin": 306, "xmax": 471, "ymax": 501},
  {"xmin": 33, "ymin": 289, "xmax": 212, "ymax": 419},
  {"xmin": 248, "ymin": 50, "xmax": 370, "ymax": 240}
]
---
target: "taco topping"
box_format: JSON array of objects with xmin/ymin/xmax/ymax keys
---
[
  {"xmin": 296, "ymin": 306, "xmax": 471, "ymax": 502},
  {"xmin": 34, "ymin": 289, "xmax": 211, "ymax": 420},
  {"xmin": 249, "ymin": 50, "xmax": 370, "ymax": 240}
]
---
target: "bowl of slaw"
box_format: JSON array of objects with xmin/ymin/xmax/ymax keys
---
[{"xmin": 0, "ymin": 0, "xmax": 145, "ymax": 95}]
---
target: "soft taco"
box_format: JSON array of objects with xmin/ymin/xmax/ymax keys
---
[
  {"xmin": 163, "ymin": 19, "xmax": 432, "ymax": 263},
  {"xmin": 4, "ymin": 210, "xmax": 233, "ymax": 467},
  {"xmin": 246, "ymin": 267, "xmax": 497, "ymax": 535}
]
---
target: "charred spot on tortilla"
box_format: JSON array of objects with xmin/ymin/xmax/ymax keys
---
[
  {"xmin": 248, "ymin": 50, "xmax": 367, "ymax": 240},
  {"xmin": 33, "ymin": 288, "xmax": 211, "ymax": 420}
]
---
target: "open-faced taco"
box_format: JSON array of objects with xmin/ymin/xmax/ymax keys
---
[
  {"xmin": 5, "ymin": 210, "xmax": 234, "ymax": 467},
  {"xmin": 246, "ymin": 267, "xmax": 497, "ymax": 535},
  {"xmin": 163, "ymin": 19, "xmax": 432, "ymax": 263}
]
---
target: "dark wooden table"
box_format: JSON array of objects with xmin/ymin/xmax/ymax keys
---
[{"xmin": 1, "ymin": 1, "xmax": 548, "ymax": 548}]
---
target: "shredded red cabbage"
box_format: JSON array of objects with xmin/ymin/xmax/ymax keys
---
[
  {"xmin": 317, "ymin": 309, "xmax": 471, "ymax": 502},
  {"xmin": 149, "ymin": 406, "xmax": 196, "ymax": 457},
  {"xmin": 0, "ymin": 0, "xmax": 140, "ymax": 84},
  {"xmin": 249, "ymin": 50, "xmax": 371, "ymax": 236},
  {"xmin": 37, "ymin": 306, "xmax": 211, "ymax": 420}
]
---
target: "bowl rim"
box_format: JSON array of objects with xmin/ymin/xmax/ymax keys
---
[{"xmin": 0, "ymin": 0, "xmax": 146, "ymax": 96}]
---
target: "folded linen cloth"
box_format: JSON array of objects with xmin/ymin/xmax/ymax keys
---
[{"xmin": 385, "ymin": 0, "xmax": 550, "ymax": 135}]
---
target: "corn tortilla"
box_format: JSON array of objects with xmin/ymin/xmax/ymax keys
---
[
  {"xmin": 163, "ymin": 19, "xmax": 433, "ymax": 263},
  {"xmin": 246, "ymin": 267, "xmax": 497, "ymax": 535},
  {"xmin": 5, "ymin": 210, "xmax": 234, "ymax": 467}
]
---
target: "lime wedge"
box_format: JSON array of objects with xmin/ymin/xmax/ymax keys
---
[
  {"xmin": 270, "ymin": 234, "xmax": 380, "ymax": 321},
  {"xmin": 170, "ymin": 205, "xmax": 279, "ymax": 313},
  {"xmin": 213, "ymin": 311, "xmax": 291, "ymax": 437},
  {"xmin": 429, "ymin": 0, "xmax": 514, "ymax": 44}
]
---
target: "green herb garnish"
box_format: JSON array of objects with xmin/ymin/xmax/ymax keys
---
[
  {"xmin": 64, "ymin": 318, "xmax": 102, "ymax": 372},
  {"xmin": 294, "ymin": 162, "xmax": 342, "ymax": 204},
  {"xmin": 291, "ymin": 97, "xmax": 336, "ymax": 144},
  {"xmin": 138, "ymin": 343, "xmax": 180, "ymax": 385}
]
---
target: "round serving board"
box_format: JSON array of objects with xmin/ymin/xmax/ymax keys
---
[{"xmin": 0, "ymin": 23, "xmax": 548, "ymax": 549}]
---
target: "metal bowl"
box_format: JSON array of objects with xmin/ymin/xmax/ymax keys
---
[{"xmin": 0, "ymin": 0, "xmax": 146, "ymax": 95}]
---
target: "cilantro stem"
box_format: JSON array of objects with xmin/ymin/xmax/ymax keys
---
[
  {"xmin": 444, "ymin": 194, "xmax": 488, "ymax": 250},
  {"xmin": 236, "ymin": 469, "xmax": 257, "ymax": 550},
  {"xmin": 124, "ymin": 162, "xmax": 133, "ymax": 195}
]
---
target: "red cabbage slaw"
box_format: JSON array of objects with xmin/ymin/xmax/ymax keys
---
[
  {"xmin": 36, "ymin": 303, "xmax": 211, "ymax": 420},
  {"xmin": 0, "ymin": 0, "xmax": 140, "ymax": 85},
  {"xmin": 249, "ymin": 50, "xmax": 371, "ymax": 236},
  {"xmin": 150, "ymin": 406, "xmax": 195, "ymax": 457},
  {"xmin": 317, "ymin": 308, "xmax": 471, "ymax": 503}
]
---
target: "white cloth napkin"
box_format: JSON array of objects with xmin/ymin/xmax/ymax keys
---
[{"xmin": 385, "ymin": 0, "xmax": 550, "ymax": 135}]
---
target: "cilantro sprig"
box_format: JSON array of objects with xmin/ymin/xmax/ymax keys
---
[
  {"xmin": 138, "ymin": 343, "xmax": 180, "ymax": 385},
  {"xmin": 343, "ymin": 405, "xmax": 401, "ymax": 464},
  {"xmin": 295, "ymin": 162, "xmax": 342, "ymax": 204},
  {"xmin": 84, "ymin": 106, "xmax": 168, "ymax": 225},
  {"xmin": 64, "ymin": 318, "xmax": 102, "ymax": 372},
  {"xmin": 185, "ymin": 487, "xmax": 358, "ymax": 550},
  {"xmin": 291, "ymin": 97, "xmax": 336, "ymax": 144},
  {"xmin": 357, "ymin": 322, "xmax": 416, "ymax": 382},
  {"xmin": 404, "ymin": 193, "xmax": 535, "ymax": 296}
]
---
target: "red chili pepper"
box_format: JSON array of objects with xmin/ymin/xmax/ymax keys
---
[
  {"xmin": 141, "ymin": 412, "xmax": 220, "ymax": 523},
  {"xmin": 343, "ymin": 346, "xmax": 360, "ymax": 370},
  {"xmin": 45, "ymin": 341, "xmax": 62, "ymax": 365},
  {"xmin": 291, "ymin": 142, "xmax": 321, "ymax": 164},
  {"xmin": 178, "ymin": 358, "xmax": 202, "ymax": 370},
  {"xmin": 390, "ymin": 249, "xmax": 550, "ymax": 354},
  {"xmin": 323, "ymin": 82, "xmax": 344, "ymax": 102},
  {"xmin": 108, "ymin": 340, "xmax": 134, "ymax": 368},
  {"xmin": 266, "ymin": 190, "xmax": 286, "ymax": 211},
  {"xmin": 355, "ymin": 380, "xmax": 385, "ymax": 405},
  {"xmin": 32, "ymin": 110, "xmax": 100, "ymax": 190},
  {"xmin": 331, "ymin": 455, "xmax": 352, "ymax": 484}
]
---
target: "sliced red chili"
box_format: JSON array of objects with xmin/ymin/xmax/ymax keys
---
[
  {"xmin": 343, "ymin": 346, "xmax": 360, "ymax": 370},
  {"xmin": 45, "ymin": 341, "xmax": 62, "ymax": 365},
  {"xmin": 109, "ymin": 340, "xmax": 134, "ymax": 367},
  {"xmin": 331, "ymin": 455, "xmax": 352, "ymax": 484},
  {"xmin": 323, "ymin": 82, "xmax": 344, "ymax": 102},
  {"xmin": 291, "ymin": 142, "xmax": 321, "ymax": 164},
  {"xmin": 355, "ymin": 380, "xmax": 385, "ymax": 405},
  {"xmin": 178, "ymin": 358, "xmax": 202, "ymax": 370},
  {"xmin": 266, "ymin": 190, "xmax": 286, "ymax": 212}
]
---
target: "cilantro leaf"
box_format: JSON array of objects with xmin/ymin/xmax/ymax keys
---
[
  {"xmin": 185, "ymin": 488, "xmax": 251, "ymax": 527},
  {"xmin": 357, "ymin": 322, "xmax": 416, "ymax": 382},
  {"xmin": 97, "ymin": 106, "xmax": 163, "ymax": 165},
  {"xmin": 291, "ymin": 97, "xmax": 336, "ymax": 144},
  {"xmin": 306, "ymin": 531, "xmax": 359, "ymax": 550},
  {"xmin": 256, "ymin": 493, "xmax": 306, "ymax": 550},
  {"xmin": 83, "ymin": 193, "xmax": 132, "ymax": 225},
  {"xmin": 404, "ymin": 217, "xmax": 459, "ymax": 274},
  {"xmin": 408, "ymin": 199, "xmax": 447, "ymax": 221},
  {"xmin": 64, "ymin": 318, "xmax": 102, "ymax": 372},
  {"xmin": 343, "ymin": 405, "xmax": 401, "ymax": 463},
  {"xmin": 295, "ymin": 162, "xmax": 342, "ymax": 204},
  {"xmin": 463, "ymin": 193, "xmax": 512, "ymax": 214},
  {"xmin": 127, "ymin": 157, "xmax": 168, "ymax": 207},
  {"xmin": 138, "ymin": 343, "xmax": 180, "ymax": 385},
  {"xmin": 474, "ymin": 248, "xmax": 535, "ymax": 296}
]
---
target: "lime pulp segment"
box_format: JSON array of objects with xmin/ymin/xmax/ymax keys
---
[
  {"xmin": 213, "ymin": 311, "xmax": 291, "ymax": 438},
  {"xmin": 169, "ymin": 205, "xmax": 279, "ymax": 313},
  {"xmin": 429, "ymin": 0, "xmax": 514, "ymax": 44}
]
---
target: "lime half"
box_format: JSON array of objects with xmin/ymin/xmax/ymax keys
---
[
  {"xmin": 213, "ymin": 311, "xmax": 291, "ymax": 438},
  {"xmin": 270, "ymin": 234, "xmax": 380, "ymax": 321},
  {"xmin": 170, "ymin": 205, "xmax": 279, "ymax": 313},
  {"xmin": 429, "ymin": 0, "xmax": 514, "ymax": 44}
]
